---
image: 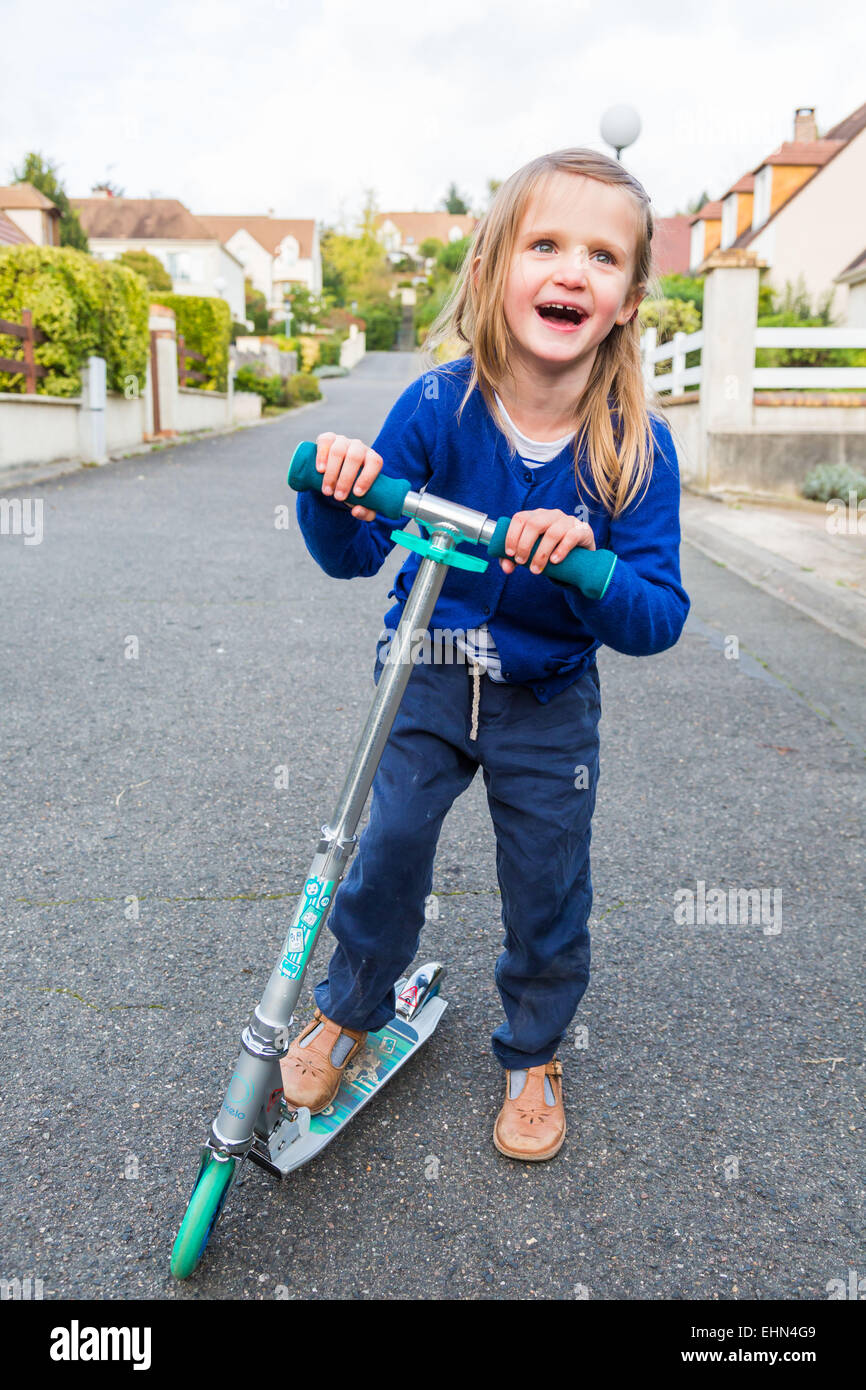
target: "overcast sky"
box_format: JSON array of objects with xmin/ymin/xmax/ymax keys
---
[{"xmin": 3, "ymin": 0, "xmax": 865, "ymax": 229}]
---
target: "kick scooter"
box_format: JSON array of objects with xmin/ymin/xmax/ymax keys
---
[{"xmin": 170, "ymin": 439, "xmax": 618, "ymax": 1279}]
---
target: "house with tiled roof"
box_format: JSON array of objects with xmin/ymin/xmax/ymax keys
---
[
  {"xmin": 834, "ymin": 247, "xmax": 866, "ymax": 327},
  {"xmin": 375, "ymin": 211, "xmax": 477, "ymax": 265},
  {"xmin": 0, "ymin": 184, "xmax": 61, "ymax": 246},
  {"xmin": 197, "ymin": 214, "xmax": 321, "ymax": 320},
  {"xmin": 0, "ymin": 208, "xmax": 32, "ymax": 246},
  {"xmin": 689, "ymin": 103, "xmax": 866, "ymax": 321},
  {"xmin": 651, "ymin": 214, "xmax": 693, "ymax": 277},
  {"xmin": 71, "ymin": 194, "xmax": 246, "ymax": 321}
]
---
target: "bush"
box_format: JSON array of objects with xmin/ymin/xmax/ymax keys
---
[
  {"xmin": 233, "ymin": 365, "xmax": 283, "ymax": 407},
  {"xmin": 316, "ymin": 338, "xmax": 342, "ymax": 367},
  {"xmin": 117, "ymin": 249, "xmax": 172, "ymax": 291},
  {"xmin": 233, "ymin": 366, "xmax": 321, "ymax": 409},
  {"xmin": 638, "ymin": 296, "xmax": 701, "ymax": 343},
  {"xmin": 0, "ymin": 245, "xmax": 148, "ymax": 395},
  {"xmin": 297, "ymin": 335, "xmax": 320, "ymax": 372},
  {"xmin": 436, "ymin": 236, "xmax": 472, "ymax": 273},
  {"xmin": 150, "ymin": 291, "xmax": 231, "ymax": 390},
  {"xmin": 658, "ymin": 274, "xmax": 703, "ymax": 313},
  {"xmin": 755, "ymin": 310, "xmax": 866, "ymax": 371},
  {"xmin": 802, "ymin": 463, "xmax": 866, "ymax": 503},
  {"xmin": 285, "ymin": 372, "xmax": 322, "ymax": 405},
  {"xmin": 358, "ymin": 300, "xmax": 401, "ymax": 351}
]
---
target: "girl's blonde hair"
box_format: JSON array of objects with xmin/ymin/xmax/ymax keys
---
[{"xmin": 421, "ymin": 148, "xmax": 664, "ymax": 517}]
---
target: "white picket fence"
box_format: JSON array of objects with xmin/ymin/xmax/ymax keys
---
[
  {"xmin": 641, "ymin": 326, "xmax": 703, "ymax": 395},
  {"xmin": 641, "ymin": 324, "xmax": 866, "ymax": 395}
]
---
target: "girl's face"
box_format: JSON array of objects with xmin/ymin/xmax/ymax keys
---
[{"xmin": 498, "ymin": 171, "xmax": 644, "ymax": 374}]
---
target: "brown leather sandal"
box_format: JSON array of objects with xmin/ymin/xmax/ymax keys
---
[
  {"xmin": 493, "ymin": 1059, "xmax": 566, "ymax": 1161},
  {"xmin": 279, "ymin": 1009, "xmax": 367, "ymax": 1114}
]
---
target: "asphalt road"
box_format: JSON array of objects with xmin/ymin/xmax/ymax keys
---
[{"xmin": 1, "ymin": 351, "xmax": 863, "ymax": 1302}]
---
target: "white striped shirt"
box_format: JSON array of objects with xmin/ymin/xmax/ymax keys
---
[{"xmin": 454, "ymin": 395, "xmax": 576, "ymax": 681}]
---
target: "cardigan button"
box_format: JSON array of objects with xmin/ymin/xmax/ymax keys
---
[
  {"xmin": 482, "ymin": 605, "xmax": 491, "ymax": 616},
  {"xmin": 523, "ymin": 471, "xmax": 533, "ymax": 484}
]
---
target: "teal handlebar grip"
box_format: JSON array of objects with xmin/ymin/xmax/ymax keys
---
[
  {"xmin": 487, "ymin": 516, "xmax": 617, "ymax": 600},
  {"xmin": 287, "ymin": 441, "xmax": 412, "ymax": 521}
]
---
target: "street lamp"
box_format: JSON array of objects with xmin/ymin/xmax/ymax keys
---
[{"xmin": 600, "ymin": 104, "xmax": 642, "ymax": 161}]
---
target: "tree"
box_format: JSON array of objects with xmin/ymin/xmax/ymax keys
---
[
  {"xmin": 441, "ymin": 182, "xmax": 469, "ymax": 214},
  {"xmin": 320, "ymin": 225, "xmax": 392, "ymax": 310},
  {"xmin": 672, "ymin": 189, "xmax": 712, "ymax": 217},
  {"xmin": 10, "ymin": 152, "xmax": 89, "ymax": 250},
  {"xmin": 244, "ymin": 277, "xmax": 269, "ymax": 333},
  {"xmin": 419, "ymin": 237, "xmax": 444, "ymax": 260},
  {"xmin": 284, "ymin": 284, "xmax": 326, "ymax": 332},
  {"xmin": 436, "ymin": 235, "xmax": 472, "ymax": 274},
  {"xmin": 117, "ymin": 249, "xmax": 172, "ymax": 291}
]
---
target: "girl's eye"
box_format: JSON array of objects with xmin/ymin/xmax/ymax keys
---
[{"xmin": 529, "ymin": 240, "xmax": 617, "ymax": 263}]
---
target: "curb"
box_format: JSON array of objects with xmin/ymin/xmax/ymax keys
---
[{"xmin": 682, "ymin": 509, "xmax": 866, "ymax": 651}]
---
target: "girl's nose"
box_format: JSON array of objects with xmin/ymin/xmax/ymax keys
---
[{"xmin": 554, "ymin": 249, "xmax": 589, "ymax": 285}]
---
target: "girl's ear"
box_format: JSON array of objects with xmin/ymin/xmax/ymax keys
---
[
  {"xmin": 618, "ymin": 287, "xmax": 647, "ymax": 325},
  {"xmin": 471, "ymin": 255, "xmax": 482, "ymax": 290}
]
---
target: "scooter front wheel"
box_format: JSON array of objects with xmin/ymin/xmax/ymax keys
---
[{"xmin": 170, "ymin": 1154, "xmax": 237, "ymax": 1280}]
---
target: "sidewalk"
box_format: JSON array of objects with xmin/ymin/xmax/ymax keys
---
[{"xmin": 681, "ymin": 490, "xmax": 866, "ymax": 649}]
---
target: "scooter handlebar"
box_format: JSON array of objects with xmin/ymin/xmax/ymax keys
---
[
  {"xmin": 287, "ymin": 440, "xmax": 617, "ymax": 600},
  {"xmin": 288, "ymin": 440, "xmax": 412, "ymax": 520},
  {"xmin": 486, "ymin": 516, "xmax": 617, "ymax": 601}
]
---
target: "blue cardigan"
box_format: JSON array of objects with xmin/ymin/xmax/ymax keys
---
[{"xmin": 296, "ymin": 357, "xmax": 690, "ymax": 703}]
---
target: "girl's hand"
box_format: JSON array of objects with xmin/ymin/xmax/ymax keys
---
[
  {"xmin": 315, "ymin": 432, "xmax": 383, "ymax": 521},
  {"xmin": 499, "ymin": 509, "xmax": 596, "ymax": 575}
]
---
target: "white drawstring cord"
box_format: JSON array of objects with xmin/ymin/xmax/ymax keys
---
[{"xmin": 468, "ymin": 658, "xmax": 482, "ymax": 741}]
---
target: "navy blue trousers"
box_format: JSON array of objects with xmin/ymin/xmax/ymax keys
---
[{"xmin": 313, "ymin": 646, "xmax": 601, "ymax": 1069}]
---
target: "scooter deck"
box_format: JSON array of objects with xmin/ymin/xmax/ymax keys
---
[{"xmin": 251, "ymin": 995, "xmax": 447, "ymax": 1177}]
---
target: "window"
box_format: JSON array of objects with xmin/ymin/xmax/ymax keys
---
[
  {"xmin": 168, "ymin": 252, "xmax": 191, "ymax": 281},
  {"xmin": 689, "ymin": 220, "xmax": 705, "ymax": 272},
  {"xmin": 752, "ymin": 166, "xmax": 772, "ymax": 230},
  {"xmin": 721, "ymin": 194, "xmax": 738, "ymax": 250}
]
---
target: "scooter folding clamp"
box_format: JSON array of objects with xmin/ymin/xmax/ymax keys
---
[
  {"xmin": 242, "ymin": 1013, "xmax": 292, "ymax": 1061},
  {"xmin": 316, "ymin": 824, "xmax": 358, "ymax": 864}
]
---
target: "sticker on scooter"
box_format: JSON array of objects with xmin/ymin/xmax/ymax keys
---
[
  {"xmin": 278, "ymin": 877, "xmax": 334, "ymax": 979},
  {"xmin": 309, "ymin": 1019, "xmax": 420, "ymax": 1137}
]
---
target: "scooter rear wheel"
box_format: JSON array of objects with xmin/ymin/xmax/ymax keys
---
[{"xmin": 170, "ymin": 1154, "xmax": 237, "ymax": 1280}]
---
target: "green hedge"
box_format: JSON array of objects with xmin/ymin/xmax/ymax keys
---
[
  {"xmin": 149, "ymin": 291, "xmax": 231, "ymax": 391},
  {"xmin": 0, "ymin": 245, "xmax": 148, "ymax": 396},
  {"xmin": 755, "ymin": 310, "xmax": 866, "ymax": 371},
  {"xmin": 233, "ymin": 366, "xmax": 322, "ymax": 409}
]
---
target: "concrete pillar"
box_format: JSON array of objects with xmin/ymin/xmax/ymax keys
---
[
  {"xmin": 147, "ymin": 305, "xmax": 178, "ymax": 437},
  {"xmin": 77, "ymin": 355, "xmax": 107, "ymax": 463},
  {"xmin": 697, "ymin": 249, "xmax": 764, "ymax": 486}
]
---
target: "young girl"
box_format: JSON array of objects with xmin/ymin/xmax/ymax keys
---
[{"xmin": 281, "ymin": 148, "xmax": 690, "ymax": 1161}]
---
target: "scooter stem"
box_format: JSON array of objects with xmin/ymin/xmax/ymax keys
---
[{"xmin": 209, "ymin": 528, "xmax": 459, "ymax": 1155}]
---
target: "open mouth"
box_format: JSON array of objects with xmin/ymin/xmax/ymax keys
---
[{"xmin": 534, "ymin": 302, "xmax": 588, "ymax": 331}]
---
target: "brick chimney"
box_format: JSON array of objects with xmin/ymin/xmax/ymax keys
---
[{"xmin": 794, "ymin": 106, "xmax": 817, "ymax": 142}]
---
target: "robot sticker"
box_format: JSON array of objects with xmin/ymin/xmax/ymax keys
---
[
  {"xmin": 278, "ymin": 877, "xmax": 334, "ymax": 979},
  {"xmin": 343, "ymin": 1043, "xmax": 385, "ymax": 1089}
]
